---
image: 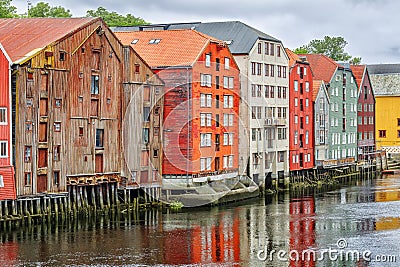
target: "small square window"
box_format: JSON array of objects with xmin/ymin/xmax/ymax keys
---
[
  {"xmin": 55, "ymin": 99, "xmax": 62, "ymax": 108},
  {"xmin": 79, "ymin": 127, "xmax": 84, "ymax": 136},
  {"xmin": 24, "ymin": 172, "xmax": 31, "ymax": 186},
  {"xmin": 26, "ymin": 121, "xmax": 33, "ymax": 132},
  {"xmin": 59, "ymin": 52, "xmax": 66, "ymax": 61},
  {"xmin": 135, "ymin": 63, "xmax": 140, "ymax": 73},
  {"xmin": 54, "ymin": 122, "xmax": 61, "ymax": 132}
]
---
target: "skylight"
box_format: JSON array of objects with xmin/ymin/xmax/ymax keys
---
[
  {"xmin": 131, "ymin": 39, "xmax": 139, "ymax": 44},
  {"xmin": 149, "ymin": 39, "xmax": 161, "ymax": 44}
]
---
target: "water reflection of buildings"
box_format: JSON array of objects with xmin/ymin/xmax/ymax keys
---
[
  {"xmin": 289, "ymin": 196, "xmax": 316, "ymax": 267},
  {"xmin": 375, "ymin": 178, "xmax": 400, "ymax": 231}
]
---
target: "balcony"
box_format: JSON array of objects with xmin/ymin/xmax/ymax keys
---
[{"xmin": 264, "ymin": 118, "xmax": 287, "ymax": 127}]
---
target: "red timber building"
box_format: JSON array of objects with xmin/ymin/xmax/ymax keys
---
[
  {"xmin": 0, "ymin": 43, "xmax": 16, "ymax": 200},
  {"xmin": 286, "ymin": 49, "xmax": 314, "ymax": 172},
  {"xmin": 350, "ymin": 65, "xmax": 376, "ymax": 160},
  {"xmin": 116, "ymin": 29, "xmax": 240, "ymax": 193}
]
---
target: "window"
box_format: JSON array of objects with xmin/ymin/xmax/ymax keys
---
[
  {"xmin": 277, "ymin": 128, "xmax": 286, "ymax": 140},
  {"xmin": 200, "ymin": 74, "xmax": 212, "ymax": 87},
  {"xmin": 223, "ymin": 76, "xmax": 234, "ymax": 89},
  {"xmin": 135, "ymin": 63, "xmax": 140, "ymax": 73},
  {"xmin": 96, "ymin": 129, "xmax": 104, "ymax": 148},
  {"xmin": 224, "ymin": 57, "xmax": 230, "ymax": 69},
  {"xmin": 200, "ymin": 94, "xmax": 212, "ymax": 107},
  {"xmin": 200, "ymin": 157, "xmax": 212, "ymax": 171},
  {"xmin": 26, "ymin": 121, "xmax": 33, "ymax": 132},
  {"xmin": 143, "ymin": 128, "xmax": 149, "ymax": 144},
  {"xmin": 200, "ymin": 113, "xmax": 212, "ymax": 127},
  {"xmin": 24, "ymin": 146, "xmax": 31, "ymax": 162},
  {"xmin": 223, "ymin": 95, "xmax": 233, "ymax": 108},
  {"xmin": 205, "ymin": 53, "xmax": 211, "ymax": 67},
  {"xmin": 25, "ymin": 172, "xmax": 31, "ymax": 186},
  {"xmin": 54, "ymin": 145, "xmax": 61, "ymax": 161},
  {"xmin": 223, "ymin": 155, "xmax": 234, "ymax": 168},
  {"xmin": 223, "ymin": 114, "xmax": 234, "ymax": 126},
  {"xmin": 53, "ymin": 171, "xmax": 60, "ymax": 185},
  {"xmin": 59, "ymin": 51, "xmax": 66, "ymax": 61},
  {"xmin": 251, "ymin": 62, "xmax": 256, "ymax": 75},
  {"xmin": 398, "ymin": 118, "xmax": 400, "ymax": 126},
  {"xmin": 54, "ymin": 122, "xmax": 61, "ymax": 132},
  {"xmin": 270, "ymin": 86, "xmax": 275, "ymax": 98},
  {"xmin": 149, "ymin": 39, "xmax": 161, "ymax": 44},
  {"xmin": 0, "ymin": 175, "xmax": 3, "ymax": 188},
  {"xmin": 215, "ymin": 76, "xmax": 220, "ymax": 89},
  {"xmin": 265, "ymin": 42, "xmax": 269, "ymax": 55},
  {"xmin": 223, "ymin": 132, "xmax": 234, "ymax": 145},
  {"xmin": 0, "ymin": 141, "xmax": 7, "ymax": 158},
  {"xmin": 270, "ymin": 65, "xmax": 275, "ymax": 77},
  {"xmin": 91, "ymin": 75, "xmax": 99, "ymax": 94},
  {"xmin": 257, "ymin": 63, "xmax": 262, "ymax": 76},
  {"xmin": 277, "ymin": 45, "xmax": 281, "ymax": 57},
  {"xmin": 79, "ymin": 127, "xmax": 84, "ymax": 136},
  {"xmin": 251, "ymin": 84, "xmax": 256, "ymax": 97},
  {"xmin": 200, "ymin": 133, "xmax": 212, "ymax": 147},
  {"xmin": 216, "ymin": 58, "xmax": 220, "ymax": 71},
  {"xmin": 379, "ymin": 130, "xmax": 386, "ymax": 138},
  {"xmin": 278, "ymin": 151, "xmax": 284, "ymax": 162},
  {"xmin": 143, "ymin": 107, "xmax": 150, "ymax": 122},
  {"xmin": 153, "ymin": 149, "xmax": 159, "ymax": 158},
  {"xmin": 294, "ymin": 115, "xmax": 298, "ymax": 124},
  {"xmin": 0, "ymin": 108, "xmax": 6, "ymax": 124},
  {"xmin": 257, "ymin": 42, "xmax": 262, "ymax": 54},
  {"xmin": 305, "ymin": 82, "xmax": 309, "ymax": 92},
  {"xmin": 283, "ymin": 66, "xmax": 287, "ymax": 78},
  {"xmin": 270, "ymin": 43, "xmax": 275, "ymax": 56},
  {"xmin": 294, "ymin": 81, "xmax": 298, "ymax": 92},
  {"xmin": 277, "ymin": 66, "xmax": 282, "ymax": 77},
  {"xmin": 264, "ymin": 64, "xmax": 269, "ymax": 76},
  {"xmin": 55, "ymin": 99, "xmax": 62, "ymax": 108}
]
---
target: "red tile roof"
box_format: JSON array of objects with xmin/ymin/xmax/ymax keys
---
[
  {"xmin": 115, "ymin": 29, "xmax": 221, "ymax": 68},
  {"xmin": 299, "ymin": 54, "xmax": 341, "ymax": 83},
  {"xmin": 312, "ymin": 80, "xmax": 323, "ymax": 101},
  {"xmin": 0, "ymin": 18, "xmax": 98, "ymax": 62},
  {"xmin": 285, "ymin": 48, "xmax": 300, "ymax": 67},
  {"xmin": 350, "ymin": 65, "xmax": 366, "ymax": 91}
]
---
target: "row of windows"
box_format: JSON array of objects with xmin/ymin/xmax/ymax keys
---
[
  {"xmin": 251, "ymin": 127, "xmax": 287, "ymax": 141},
  {"xmin": 294, "ymin": 97, "xmax": 311, "ymax": 111},
  {"xmin": 200, "ymin": 133, "xmax": 234, "ymax": 147},
  {"xmin": 331, "ymin": 102, "xmax": 357, "ymax": 113},
  {"xmin": 292, "ymin": 153, "xmax": 312, "ymax": 164},
  {"xmin": 331, "ymin": 132, "xmax": 357, "ymax": 145},
  {"xmin": 293, "ymin": 131, "xmax": 310, "ymax": 146},
  {"xmin": 205, "ymin": 54, "xmax": 230, "ymax": 70},
  {"xmin": 200, "ymin": 74, "xmax": 234, "ymax": 89},
  {"xmin": 293, "ymin": 81, "xmax": 310, "ymax": 93},
  {"xmin": 358, "ymin": 131, "xmax": 374, "ymax": 140},
  {"xmin": 256, "ymin": 42, "xmax": 281, "ymax": 57},
  {"xmin": 251, "ymin": 85, "xmax": 288, "ymax": 99},
  {"xmin": 331, "ymin": 148, "xmax": 356, "ymax": 159},
  {"xmin": 331, "ymin": 118, "xmax": 356, "ymax": 127},
  {"xmin": 358, "ymin": 103, "xmax": 374, "ymax": 112},
  {"xmin": 378, "ymin": 130, "xmax": 400, "ymax": 138},
  {"xmin": 251, "ymin": 107, "xmax": 287, "ymax": 119},
  {"xmin": 251, "ymin": 62, "xmax": 287, "ymax": 78},
  {"xmin": 330, "ymin": 87, "xmax": 357, "ymax": 98},
  {"xmin": 358, "ymin": 116, "xmax": 374, "ymax": 125},
  {"xmin": 199, "ymin": 113, "xmax": 235, "ymax": 127},
  {"xmin": 200, "ymin": 93, "xmax": 234, "ymax": 108}
]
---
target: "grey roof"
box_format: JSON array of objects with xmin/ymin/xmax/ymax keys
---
[
  {"xmin": 112, "ymin": 21, "xmax": 282, "ymax": 55},
  {"xmin": 367, "ymin": 63, "xmax": 400, "ymax": 75},
  {"xmin": 368, "ymin": 64, "xmax": 400, "ymax": 96}
]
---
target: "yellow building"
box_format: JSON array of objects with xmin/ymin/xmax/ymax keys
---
[{"xmin": 369, "ymin": 64, "xmax": 400, "ymax": 153}]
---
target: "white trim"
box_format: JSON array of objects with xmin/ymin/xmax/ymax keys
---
[{"xmin": 0, "ymin": 140, "xmax": 8, "ymax": 158}]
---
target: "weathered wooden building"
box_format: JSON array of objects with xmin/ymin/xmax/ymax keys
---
[
  {"xmin": 0, "ymin": 18, "xmax": 163, "ymax": 198},
  {"xmin": 0, "ymin": 42, "xmax": 16, "ymax": 200},
  {"xmin": 115, "ymin": 29, "xmax": 240, "ymax": 191}
]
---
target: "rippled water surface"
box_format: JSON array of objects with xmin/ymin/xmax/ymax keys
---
[{"xmin": 1, "ymin": 175, "xmax": 399, "ymax": 266}]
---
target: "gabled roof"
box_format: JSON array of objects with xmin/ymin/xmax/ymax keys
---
[
  {"xmin": 300, "ymin": 54, "xmax": 342, "ymax": 83},
  {"xmin": 350, "ymin": 65, "xmax": 366, "ymax": 91},
  {"xmin": 312, "ymin": 79, "xmax": 330, "ymax": 103},
  {"xmin": 0, "ymin": 42, "xmax": 12, "ymax": 64},
  {"xmin": 0, "ymin": 17, "xmax": 98, "ymax": 63},
  {"xmin": 113, "ymin": 21, "xmax": 282, "ymax": 55},
  {"xmin": 286, "ymin": 48, "xmax": 299, "ymax": 67},
  {"xmin": 368, "ymin": 64, "xmax": 400, "ymax": 96},
  {"xmin": 114, "ymin": 29, "xmax": 221, "ymax": 68}
]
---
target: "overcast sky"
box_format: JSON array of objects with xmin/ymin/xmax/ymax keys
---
[{"xmin": 12, "ymin": 0, "xmax": 400, "ymax": 64}]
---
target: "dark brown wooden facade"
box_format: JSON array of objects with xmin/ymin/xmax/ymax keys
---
[{"xmin": 0, "ymin": 18, "xmax": 163, "ymax": 196}]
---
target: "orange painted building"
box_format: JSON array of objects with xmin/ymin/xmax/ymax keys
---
[{"xmin": 115, "ymin": 30, "xmax": 240, "ymax": 183}]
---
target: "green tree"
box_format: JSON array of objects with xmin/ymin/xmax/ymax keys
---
[
  {"xmin": 349, "ymin": 57, "xmax": 362, "ymax": 65},
  {"xmin": 86, "ymin": 7, "xmax": 148, "ymax": 27},
  {"xmin": 28, "ymin": 2, "xmax": 72, "ymax": 18},
  {"xmin": 0, "ymin": 0, "xmax": 18, "ymax": 18},
  {"xmin": 294, "ymin": 36, "xmax": 361, "ymax": 62}
]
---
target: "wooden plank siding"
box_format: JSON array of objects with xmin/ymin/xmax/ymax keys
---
[
  {"xmin": 0, "ymin": 43, "xmax": 16, "ymax": 200},
  {"xmin": 10, "ymin": 18, "xmax": 163, "ymax": 196},
  {"xmin": 121, "ymin": 46, "xmax": 164, "ymax": 188}
]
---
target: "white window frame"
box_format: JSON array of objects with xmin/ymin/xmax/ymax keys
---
[
  {"xmin": 200, "ymin": 93, "xmax": 212, "ymax": 107},
  {"xmin": 0, "ymin": 141, "xmax": 7, "ymax": 158},
  {"xmin": 0, "ymin": 107, "xmax": 7, "ymax": 125},
  {"xmin": 223, "ymin": 95, "xmax": 233, "ymax": 108},
  {"xmin": 200, "ymin": 157, "xmax": 212, "ymax": 171},
  {"xmin": 0, "ymin": 175, "xmax": 3, "ymax": 188},
  {"xmin": 205, "ymin": 54, "xmax": 211, "ymax": 67},
  {"xmin": 200, "ymin": 133, "xmax": 212, "ymax": 147},
  {"xmin": 223, "ymin": 76, "xmax": 234, "ymax": 89},
  {"xmin": 224, "ymin": 57, "xmax": 230, "ymax": 69},
  {"xmin": 200, "ymin": 74, "xmax": 212, "ymax": 87}
]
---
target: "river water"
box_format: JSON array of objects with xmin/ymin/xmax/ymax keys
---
[{"xmin": 0, "ymin": 174, "xmax": 399, "ymax": 267}]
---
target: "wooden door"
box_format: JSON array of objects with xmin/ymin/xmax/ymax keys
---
[
  {"xmin": 39, "ymin": 122, "xmax": 47, "ymax": 142},
  {"xmin": 37, "ymin": 174, "xmax": 47, "ymax": 193},
  {"xmin": 95, "ymin": 154, "xmax": 103, "ymax": 173},
  {"xmin": 38, "ymin": 148, "xmax": 48, "ymax": 168}
]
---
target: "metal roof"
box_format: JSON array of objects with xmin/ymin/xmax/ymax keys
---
[
  {"xmin": 113, "ymin": 21, "xmax": 282, "ymax": 54},
  {"xmin": 367, "ymin": 63, "xmax": 400, "ymax": 75},
  {"xmin": 0, "ymin": 18, "xmax": 97, "ymax": 63}
]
